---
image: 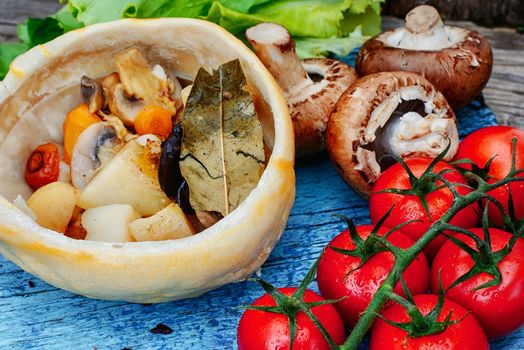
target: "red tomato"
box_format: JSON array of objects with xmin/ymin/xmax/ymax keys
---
[
  {"xmin": 370, "ymin": 294, "xmax": 489, "ymax": 350},
  {"xmin": 237, "ymin": 287, "xmax": 345, "ymax": 350},
  {"xmin": 454, "ymin": 126, "xmax": 524, "ymax": 225},
  {"xmin": 369, "ymin": 158, "xmax": 480, "ymax": 259},
  {"xmin": 431, "ymin": 228, "xmax": 524, "ymax": 338},
  {"xmin": 24, "ymin": 143, "xmax": 61, "ymax": 190},
  {"xmin": 317, "ymin": 225, "xmax": 429, "ymax": 327},
  {"xmin": 456, "ymin": 126, "xmax": 524, "ymax": 179}
]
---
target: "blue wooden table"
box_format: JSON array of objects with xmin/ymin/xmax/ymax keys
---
[
  {"xmin": 1, "ymin": 2, "xmax": 524, "ymax": 349},
  {"xmin": 0, "ymin": 105, "xmax": 522, "ymax": 348}
]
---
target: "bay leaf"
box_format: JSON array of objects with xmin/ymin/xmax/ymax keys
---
[{"xmin": 180, "ymin": 59, "xmax": 265, "ymax": 216}]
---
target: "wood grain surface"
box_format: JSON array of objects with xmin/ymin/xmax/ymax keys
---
[
  {"xmin": 384, "ymin": 0, "xmax": 524, "ymax": 26},
  {"xmin": 0, "ymin": 155, "xmax": 522, "ymax": 350},
  {"xmin": 0, "ymin": 1, "xmax": 523, "ymax": 350}
]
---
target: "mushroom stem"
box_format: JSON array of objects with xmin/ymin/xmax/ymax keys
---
[
  {"xmin": 396, "ymin": 5, "xmax": 465, "ymax": 51},
  {"xmin": 405, "ymin": 5, "xmax": 442, "ymax": 35},
  {"xmin": 246, "ymin": 23, "xmax": 312, "ymax": 96}
]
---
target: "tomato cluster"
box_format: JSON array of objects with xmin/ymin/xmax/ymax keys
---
[{"xmin": 237, "ymin": 126, "xmax": 524, "ymax": 349}]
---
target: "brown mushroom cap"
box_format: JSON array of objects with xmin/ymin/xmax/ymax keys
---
[
  {"xmin": 356, "ymin": 5, "xmax": 493, "ymax": 109},
  {"xmin": 246, "ymin": 22, "xmax": 358, "ymax": 157},
  {"xmin": 290, "ymin": 58, "xmax": 358, "ymax": 156},
  {"xmin": 327, "ymin": 71, "xmax": 458, "ymax": 197}
]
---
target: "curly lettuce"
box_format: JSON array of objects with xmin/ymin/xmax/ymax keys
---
[{"xmin": 0, "ymin": 0, "xmax": 382, "ymax": 79}]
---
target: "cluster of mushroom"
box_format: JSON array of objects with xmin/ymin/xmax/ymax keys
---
[
  {"xmin": 20, "ymin": 49, "xmax": 198, "ymax": 243},
  {"xmin": 247, "ymin": 5, "xmax": 492, "ymax": 196}
]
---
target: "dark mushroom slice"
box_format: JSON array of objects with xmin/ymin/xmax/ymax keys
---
[
  {"xmin": 326, "ymin": 71, "xmax": 459, "ymax": 197},
  {"xmin": 70, "ymin": 122, "xmax": 123, "ymax": 189},
  {"xmin": 356, "ymin": 5, "xmax": 492, "ymax": 109},
  {"xmin": 158, "ymin": 125, "xmax": 225, "ymax": 233},
  {"xmin": 246, "ymin": 22, "xmax": 358, "ymax": 157},
  {"xmin": 158, "ymin": 124, "xmax": 185, "ymax": 200},
  {"xmin": 81, "ymin": 76, "xmax": 104, "ymax": 113}
]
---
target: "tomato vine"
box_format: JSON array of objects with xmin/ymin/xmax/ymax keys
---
[{"xmin": 341, "ymin": 139, "xmax": 524, "ymax": 349}]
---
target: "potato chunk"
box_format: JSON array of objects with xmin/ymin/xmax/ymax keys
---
[
  {"xmin": 130, "ymin": 203, "xmax": 195, "ymax": 242},
  {"xmin": 82, "ymin": 204, "xmax": 140, "ymax": 242},
  {"xmin": 27, "ymin": 182, "xmax": 77, "ymax": 233},
  {"xmin": 77, "ymin": 137, "xmax": 170, "ymax": 216}
]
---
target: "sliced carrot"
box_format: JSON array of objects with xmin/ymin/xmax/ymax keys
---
[
  {"xmin": 63, "ymin": 104, "xmax": 101, "ymax": 163},
  {"xmin": 134, "ymin": 105, "xmax": 173, "ymax": 140}
]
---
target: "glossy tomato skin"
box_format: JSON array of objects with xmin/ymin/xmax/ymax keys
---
[
  {"xmin": 431, "ymin": 228, "xmax": 524, "ymax": 338},
  {"xmin": 487, "ymin": 180, "xmax": 524, "ymax": 225},
  {"xmin": 454, "ymin": 126, "xmax": 524, "ymax": 225},
  {"xmin": 317, "ymin": 225, "xmax": 429, "ymax": 327},
  {"xmin": 370, "ymin": 294, "xmax": 489, "ymax": 350},
  {"xmin": 237, "ymin": 287, "xmax": 345, "ymax": 350},
  {"xmin": 455, "ymin": 126, "xmax": 524, "ymax": 179},
  {"xmin": 369, "ymin": 158, "xmax": 480, "ymax": 260}
]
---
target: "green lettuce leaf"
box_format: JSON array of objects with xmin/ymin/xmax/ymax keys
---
[
  {"xmin": 203, "ymin": 2, "xmax": 262, "ymax": 36},
  {"xmin": 209, "ymin": 0, "xmax": 274, "ymax": 13},
  {"xmin": 66, "ymin": 0, "xmax": 213, "ymax": 24},
  {"xmin": 1, "ymin": 0, "xmax": 384, "ymax": 79},
  {"xmin": 1, "ymin": 6, "xmax": 84, "ymax": 78},
  {"xmin": 54, "ymin": 5, "xmax": 85, "ymax": 31},
  {"xmin": 295, "ymin": 26, "xmax": 366, "ymax": 58},
  {"xmin": 203, "ymin": 0, "xmax": 381, "ymax": 57},
  {"xmin": 0, "ymin": 42, "xmax": 29, "ymax": 79},
  {"xmin": 203, "ymin": 0, "xmax": 352, "ymax": 38},
  {"xmin": 346, "ymin": 0, "xmax": 382, "ymax": 15},
  {"xmin": 67, "ymin": 0, "xmax": 146, "ymax": 24},
  {"xmin": 17, "ymin": 17, "xmax": 65, "ymax": 46},
  {"xmin": 340, "ymin": 3, "xmax": 382, "ymax": 36}
]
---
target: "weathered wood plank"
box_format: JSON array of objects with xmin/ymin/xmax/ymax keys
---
[
  {"xmin": 383, "ymin": 17, "xmax": 524, "ymax": 50},
  {"xmin": 384, "ymin": 0, "xmax": 524, "ymax": 27},
  {"xmin": 0, "ymin": 0, "xmax": 61, "ymax": 25},
  {"xmin": 0, "ymin": 156, "xmax": 522, "ymax": 349},
  {"xmin": 485, "ymin": 51, "xmax": 524, "ymax": 129},
  {"xmin": 0, "ymin": 23, "xmax": 16, "ymax": 42}
]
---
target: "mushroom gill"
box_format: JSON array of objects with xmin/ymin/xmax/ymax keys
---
[
  {"xmin": 327, "ymin": 71, "xmax": 459, "ymax": 197},
  {"xmin": 70, "ymin": 122, "xmax": 123, "ymax": 189}
]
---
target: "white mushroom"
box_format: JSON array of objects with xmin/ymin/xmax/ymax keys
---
[
  {"xmin": 70, "ymin": 122, "xmax": 123, "ymax": 189},
  {"xmin": 107, "ymin": 48, "xmax": 181, "ymax": 126},
  {"xmin": 390, "ymin": 5, "xmax": 468, "ymax": 51},
  {"xmin": 327, "ymin": 71, "xmax": 459, "ymax": 197},
  {"xmin": 153, "ymin": 64, "xmax": 183, "ymax": 110},
  {"xmin": 106, "ymin": 83, "xmax": 147, "ymax": 126},
  {"xmin": 246, "ymin": 23, "xmax": 358, "ymax": 157},
  {"xmin": 356, "ymin": 5, "xmax": 493, "ymax": 108}
]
